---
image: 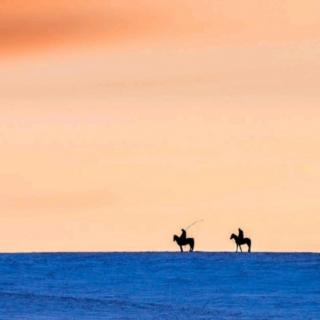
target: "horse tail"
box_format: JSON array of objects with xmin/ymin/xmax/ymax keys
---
[{"xmin": 190, "ymin": 238, "xmax": 195, "ymax": 252}]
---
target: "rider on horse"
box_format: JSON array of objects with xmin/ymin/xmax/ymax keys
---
[
  {"xmin": 173, "ymin": 228, "xmax": 194, "ymax": 252},
  {"xmin": 230, "ymin": 228, "xmax": 251, "ymax": 252}
]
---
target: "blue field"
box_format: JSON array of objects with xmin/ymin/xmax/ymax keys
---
[{"xmin": 0, "ymin": 252, "xmax": 319, "ymax": 319}]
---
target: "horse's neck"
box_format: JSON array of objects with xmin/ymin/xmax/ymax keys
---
[{"xmin": 234, "ymin": 236, "xmax": 240, "ymax": 244}]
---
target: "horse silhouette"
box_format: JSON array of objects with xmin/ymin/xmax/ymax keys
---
[
  {"xmin": 230, "ymin": 233, "xmax": 251, "ymax": 252},
  {"xmin": 173, "ymin": 234, "xmax": 195, "ymax": 252}
]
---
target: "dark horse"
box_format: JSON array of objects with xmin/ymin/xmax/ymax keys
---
[
  {"xmin": 173, "ymin": 234, "xmax": 195, "ymax": 252},
  {"xmin": 230, "ymin": 234, "xmax": 251, "ymax": 252}
]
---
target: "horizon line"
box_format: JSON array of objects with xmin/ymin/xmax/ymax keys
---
[{"xmin": 0, "ymin": 250, "xmax": 318, "ymax": 254}]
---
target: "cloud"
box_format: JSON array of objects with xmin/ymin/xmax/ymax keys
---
[
  {"xmin": 0, "ymin": 0, "xmax": 167, "ymax": 56},
  {"xmin": 2, "ymin": 1, "xmax": 320, "ymax": 57}
]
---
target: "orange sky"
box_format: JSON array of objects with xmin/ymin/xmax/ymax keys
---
[{"xmin": 0, "ymin": 1, "xmax": 320, "ymax": 252}]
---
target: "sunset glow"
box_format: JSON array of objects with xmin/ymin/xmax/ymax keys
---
[{"xmin": 1, "ymin": 1, "xmax": 320, "ymax": 252}]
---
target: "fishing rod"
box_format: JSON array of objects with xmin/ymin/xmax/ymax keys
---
[{"xmin": 185, "ymin": 219, "xmax": 204, "ymax": 231}]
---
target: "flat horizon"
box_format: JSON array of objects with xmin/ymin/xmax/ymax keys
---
[{"xmin": 0, "ymin": 250, "xmax": 319, "ymax": 254}]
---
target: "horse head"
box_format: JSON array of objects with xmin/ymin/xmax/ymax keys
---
[
  {"xmin": 230, "ymin": 233, "xmax": 237, "ymax": 240},
  {"xmin": 173, "ymin": 235, "xmax": 179, "ymax": 242}
]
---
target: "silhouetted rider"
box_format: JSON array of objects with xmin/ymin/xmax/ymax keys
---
[
  {"xmin": 180, "ymin": 229, "xmax": 187, "ymax": 241},
  {"xmin": 238, "ymin": 228, "xmax": 244, "ymax": 241}
]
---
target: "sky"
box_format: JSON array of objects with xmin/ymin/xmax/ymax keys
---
[{"xmin": 0, "ymin": 0, "xmax": 320, "ymax": 252}]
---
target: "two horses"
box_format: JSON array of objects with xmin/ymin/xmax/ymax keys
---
[{"xmin": 173, "ymin": 232, "xmax": 252, "ymax": 253}]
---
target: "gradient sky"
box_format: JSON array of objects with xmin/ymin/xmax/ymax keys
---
[{"xmin": 1, "ymin": 1, "xmax": 320, "ymax": 252}]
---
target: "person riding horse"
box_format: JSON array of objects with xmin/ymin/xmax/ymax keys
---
[
  {"xmin": 230, "ymin": 228, "xmax": 251, "ymax": 252},
  {"xmin": 173, "ymin": 228, "xmax": 194, "ymax": 252}
]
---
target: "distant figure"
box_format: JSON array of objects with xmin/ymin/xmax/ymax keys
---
[
  {"xmin": 180, "ymin": 229, "xmax": 187, "ymax": 241},
  {"xmin": 173, "ymin": 229, "xmax": 194, "ymax": 252},
  {"xmin": 230, "ymin": 228, "xmax": 251, "ymax": 252},
  {"xmin": 238, "ymin": 228, "xmax": 244, "ymax": 242}
]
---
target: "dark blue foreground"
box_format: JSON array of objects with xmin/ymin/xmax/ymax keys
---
[{"xmin": 0, "ymin": 252, "xmax": 319, "ymax": 319}]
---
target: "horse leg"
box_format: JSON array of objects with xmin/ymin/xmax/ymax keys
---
[
  {"xmin": 180, "ymin": 245, "xmax": 183, "ymax": 252},
  {"xmin": 239, "ymin": 245, "xmax": 242, "ymax": 252},
  {"xmin": 236, "ymin": 244, "xmax": 238, "ymax": 253}
]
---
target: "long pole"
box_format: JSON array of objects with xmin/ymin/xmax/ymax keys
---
[{"xmin": 185, "ymin": 219, "xmax": 204, "ymax": 230}]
